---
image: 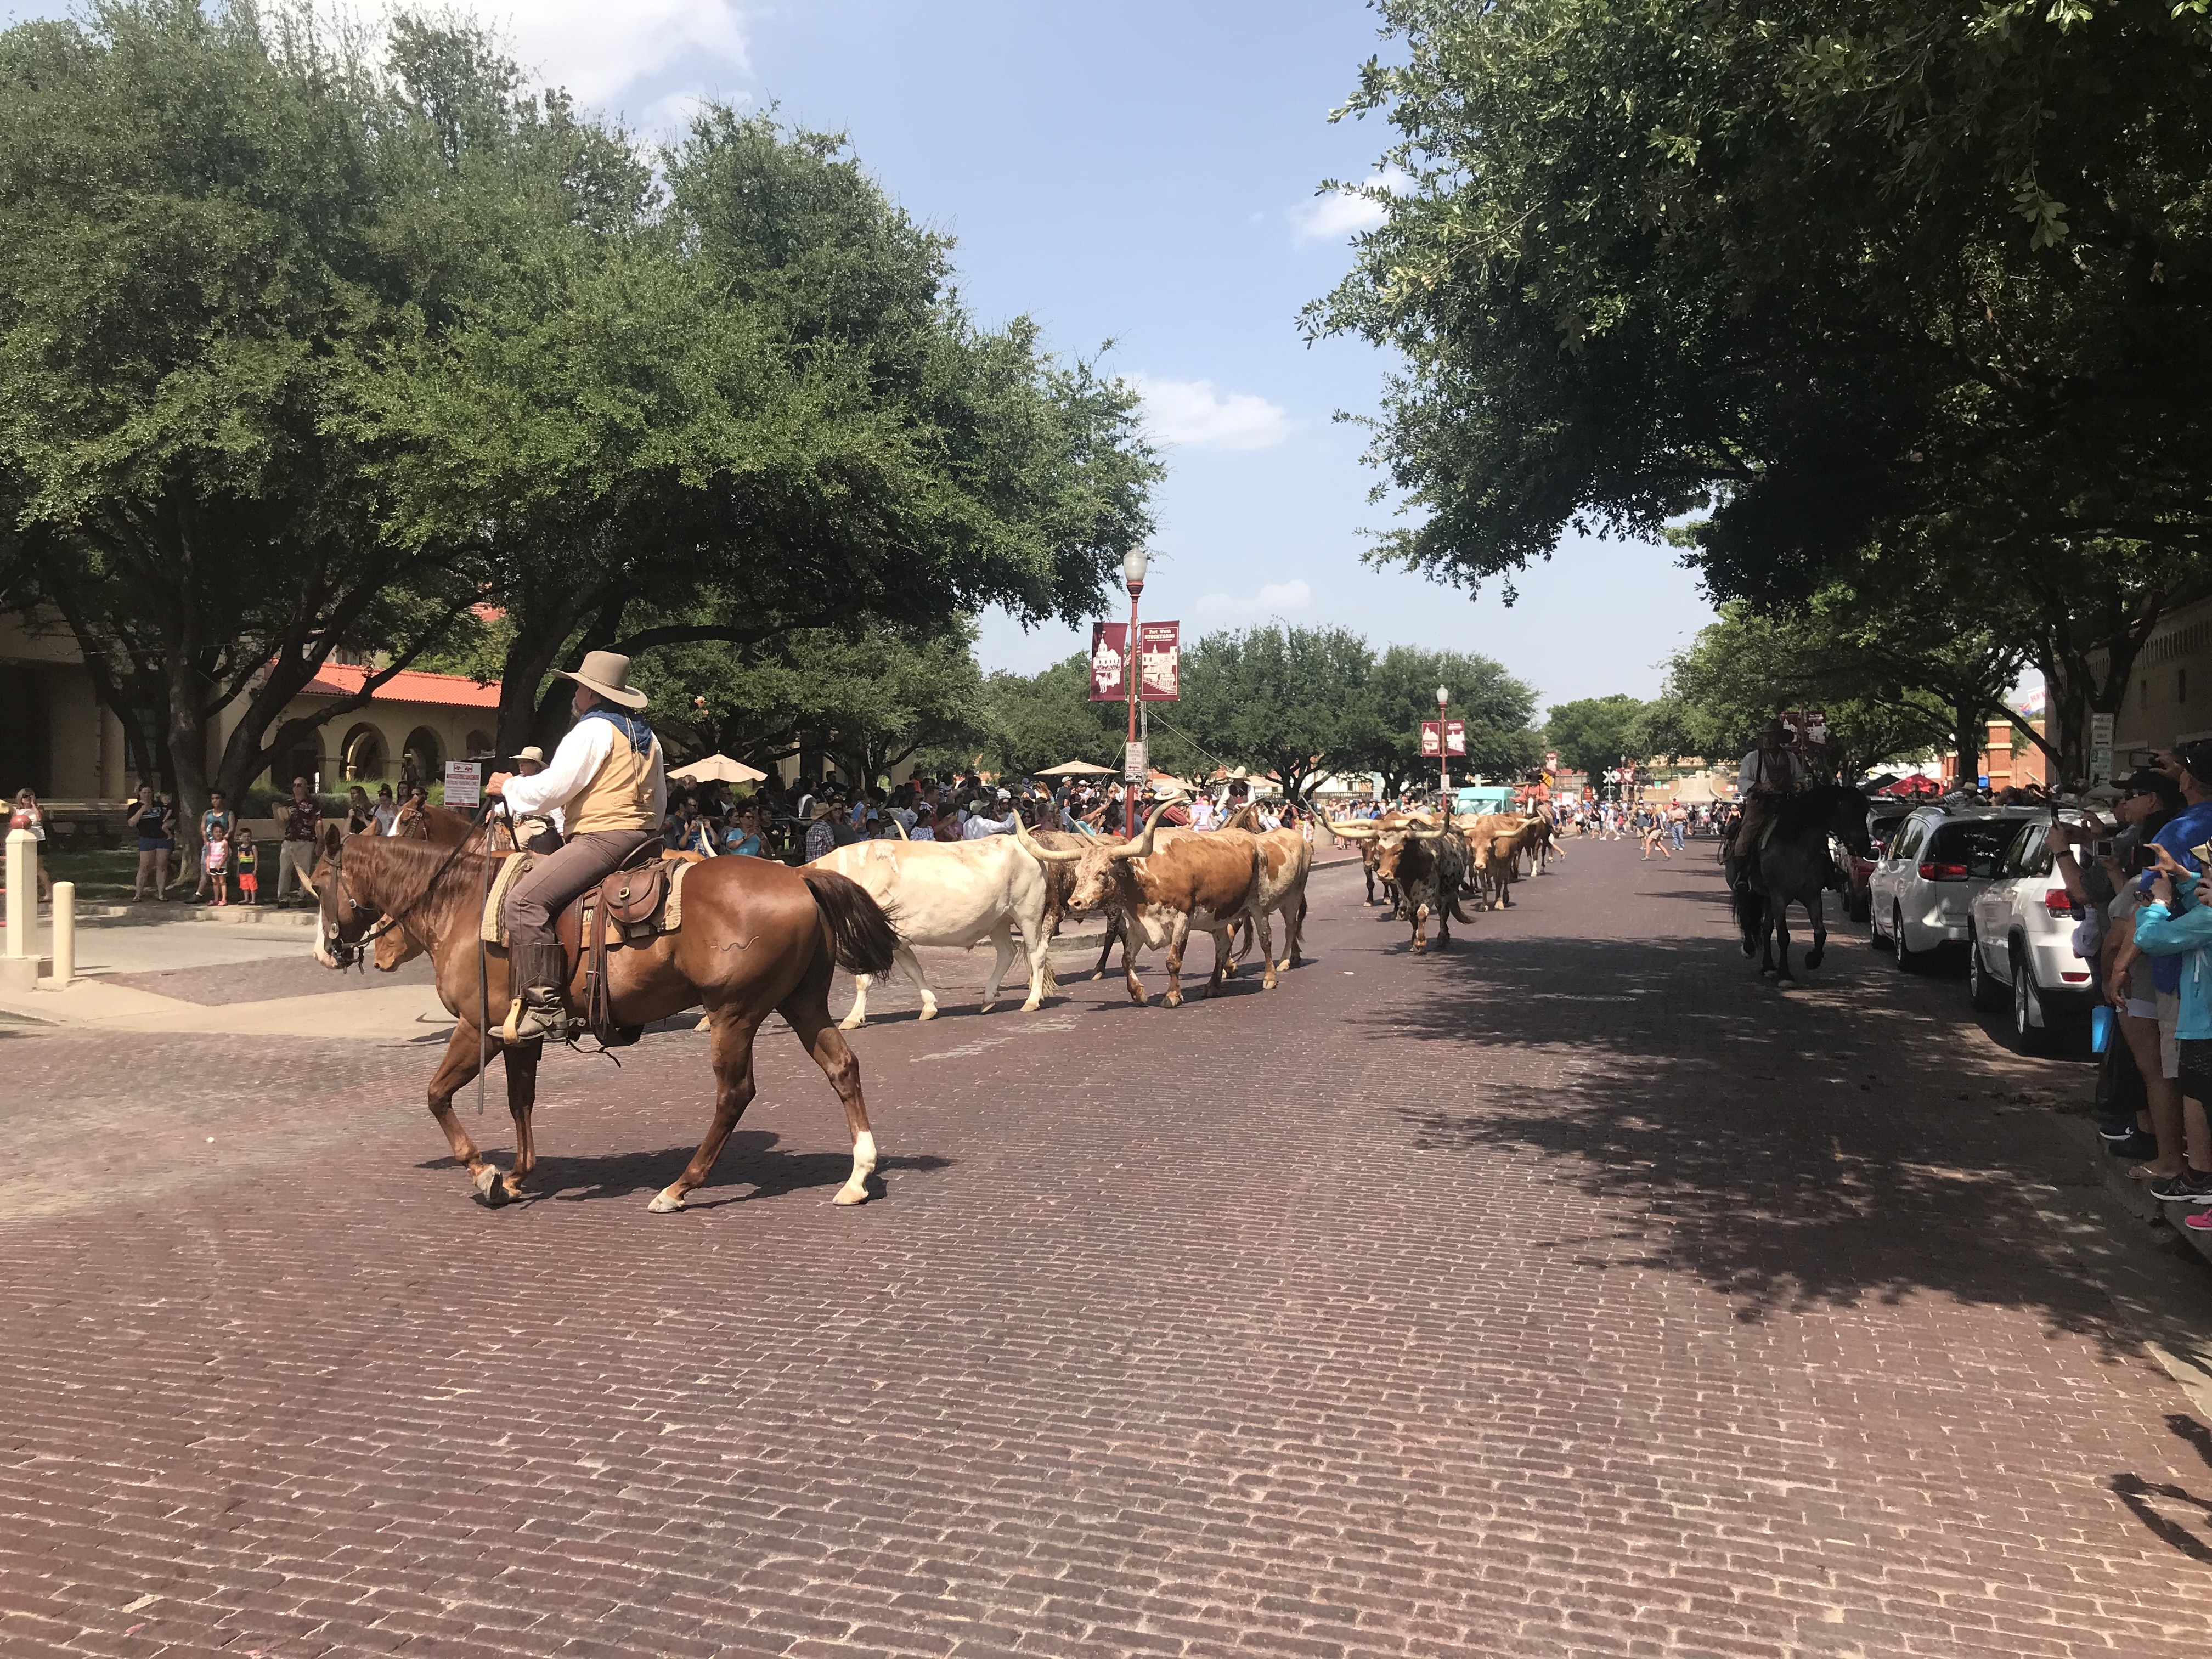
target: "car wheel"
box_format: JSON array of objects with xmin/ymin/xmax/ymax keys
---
[
  {"xmin": 1849, "ymin": 887, "xmax": 1870, "ymax": 925},
  {"xmin": 1967, "ymin": 927, "xmax": 2006, "ymax": 1011},
  {"xmin": 1893, "ymin": 906, "xmax": 1923, "ymax": 972},
  {"xmin": 2012, "ymin": 950, "xmax": 2052, "ymax": 1054}
]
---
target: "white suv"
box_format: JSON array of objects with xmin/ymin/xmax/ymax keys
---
[
  {"xmin": 1965, "ymin": 816, "xmax": 2100, "ymax": 1052},
  {"xmin": 1869, "ymin": 805, "xmax": 2042, "ymax": 968}
]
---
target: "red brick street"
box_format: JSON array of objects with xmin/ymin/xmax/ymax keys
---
[{"xmin": 4, "ymin": 842, "xmax": 2211, "ymax": 1657}]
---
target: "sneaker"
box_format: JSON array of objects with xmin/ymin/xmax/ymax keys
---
[
  {"xmin": 2184, "ymin": 1210, "xmax": 2212, "ymax": 1233},
  {"xmin": 2107, "ymin": 1130, "xmax": 2162, "ymax": 1161},
  {"xmin": 2149, "ymin": 1169, "xmax": 2212, "ymax": 1206}
]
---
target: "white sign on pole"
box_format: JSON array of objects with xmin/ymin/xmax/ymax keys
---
[
  {"xmin": 2090, "ymin": 712, "xmax": 2115, "ymax": 784},
  {"xmin": 1122, "ymin": 741, "xmax": 1148, "ymax": 783},
  {"xmin": 443, "ymin": 760, "xmax": 482, "ymax": 809}
]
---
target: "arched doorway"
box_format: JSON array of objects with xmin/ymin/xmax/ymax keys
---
[
  {"xmin": 341, "ymin": 723, "xmax": 387, "ymax": 782},
  {"xmin": 401, "ymin": 726, "xmax": 443, "ymax": 790},
  {"xmin": 464, "ymin": 729, "xmax": 493, "ymax": 759}
]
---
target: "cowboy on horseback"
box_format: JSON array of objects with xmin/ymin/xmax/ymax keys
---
[
  {"xmin": 1731, "ymin": 718, "xmax": 1812, "ymax": 864},
  {"xmin": 483, "ymin": 650, "xmax": 667, "ymax": 1043}
]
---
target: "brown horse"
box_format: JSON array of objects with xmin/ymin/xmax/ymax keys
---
[{"xmin": 315, "ymin": 830, "xmax": 899, "ymax": 1212}]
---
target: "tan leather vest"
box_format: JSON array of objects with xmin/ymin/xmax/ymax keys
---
[{"xmin": 565, "ymin": 729, "xmax": 661, "ymax": 836}]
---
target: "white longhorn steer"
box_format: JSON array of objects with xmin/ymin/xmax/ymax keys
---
[{"xmin": 809, "ymin": 832, "xmax": 1054, "ymax": 1029}]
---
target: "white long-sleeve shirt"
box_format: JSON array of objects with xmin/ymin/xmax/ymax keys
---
[
  {"xmin": 499, "ymin": 719, "xmax": 666, "ymax": 828},
  {"xmin": 1737, "ymin": 747, "xmax": 1809, "ymax": 795}
]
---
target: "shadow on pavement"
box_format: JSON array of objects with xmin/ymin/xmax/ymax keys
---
[
  {"xmin": 420, "ymin": 1129, "xmax": 954, "ymax": 1206},
  {"xmin": 1350, "ymin": 930, "xmax": 2134, "ymax": 1344}
]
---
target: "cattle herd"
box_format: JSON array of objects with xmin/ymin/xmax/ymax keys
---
[{"xmin": 814, "ymin": 798, "xmax": 1564, "ymax": 1024}]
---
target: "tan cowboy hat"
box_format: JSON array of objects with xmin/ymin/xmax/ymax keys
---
[
  {"xmin": 554, "ymin": 649, "xmax": 650, "ymax": 711},
  {"xmin": 808, "ymin": 802, "xmax": 834, "ymax": 821},
  {"xmin": 516, "ymin": 745, "xmax": 546, "ymax": 765}
]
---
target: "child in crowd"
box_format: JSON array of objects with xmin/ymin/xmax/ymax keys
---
[
  {"xmin": 234, "ymin": 828, "xmax": 259, "ymax": 905},
  {"xmin": 205, "ymin": 822, "xmax": 232, "ymax": 905}
]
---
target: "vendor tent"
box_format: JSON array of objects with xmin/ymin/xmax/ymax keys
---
[
  {"xmin": 1036, "ymin": 760, "xmax": 1117, "ymax": 776},
  {"xmin": 668, "ymin": 753, "xmax": 768, "ymax": 785},
  {"xmin": 1880, "ymin": 773, "xmax": 1943, "ymax": 797}
]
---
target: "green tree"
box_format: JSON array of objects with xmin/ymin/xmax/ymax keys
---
[
  {"xmin": 1171, "ymin": 626, "xmax": 1379, "ymax": 805},
  {"xmin": 1309, "ymin": 0, "xmax": 2212, "ymax": 780},
  {"xmin": 1362, "ymin": 645, "xmax": 1541, "ymax": 795},
  {"xmin": 1544, "ymin": 695, "xmax": 1650, "ymax": 783},
  {"xmin": 0, "ymin": 1, "xmax": 487, "ymax": 819},
  {"xmin": 970, "ymin": 653, "xmax": 1125, "ymax": 778}
]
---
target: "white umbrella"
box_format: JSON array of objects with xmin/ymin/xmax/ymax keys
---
[
  {"xmin": 1035, "ymin": 759, "xmax": 1118, "ymax": 776},
  {"xmin": 668, "ymin": 753, "xmax": 768, "ymax": 785}
]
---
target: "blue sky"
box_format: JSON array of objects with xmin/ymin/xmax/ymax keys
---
[{"xmin": 3, "ymin": 0, "xmax": 1720, "ymax": 714}]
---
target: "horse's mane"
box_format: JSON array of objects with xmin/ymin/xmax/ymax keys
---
[
  {"xmin": 1773, "ymin": 783, "xmax": 1869, "ymax": 835},
  {"xmin": 350, "ymin": 832, "xmax": 500, "ymax": 947}
]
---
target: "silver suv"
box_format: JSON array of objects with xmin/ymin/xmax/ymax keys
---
[
  {"xmin": 1869, "ymin": 804, "xmax": 2042, "ymax": 968},
  {"xmin": 1966, "ymin": 815, "xmax": 2100, "ymax": 1053}
]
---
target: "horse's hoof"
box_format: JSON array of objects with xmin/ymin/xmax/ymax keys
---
[
  {"xmin": 1805, "ymin": 950, "xmax": 1825, "ymax": 970},
  {"xmin": 832, "ymin": 1181, "xmax": 870, "ymax": 1207},
  {"xmin": 475, "ymin": 1167, "xmax": 511, "ymax": 1208},
  {"xmin": 1164, "ymin": 991, "xmax": 1183, "ymax": 1008},
  {"xmin": 647, "ymin": 1188, "xmax": 687, "ymax": 1213},
  {"xmin": 1092, "ymin": 969, "xmax": 1109, "ymax": 981},
  {"xmin": 1020, "ymin": 998, "xmax": 1042, "ymax": 1012},
  {"xmin": 837, "ymin": 1015, "xmax": 864, "ymax": 1031}
]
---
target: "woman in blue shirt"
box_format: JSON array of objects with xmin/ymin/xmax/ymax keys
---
[
  {"xmin": 2130, "ymin": 842, "xmax": 2212, "ymax": 1207},
  {"xmin": 722, "ymin": 804, "xmax": 766, "ymax": 857}
]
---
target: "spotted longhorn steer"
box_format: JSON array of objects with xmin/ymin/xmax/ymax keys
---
[
  {"xmin": 1015, "ymin": 806, "xmax": 1264, "ymax": 1006},
  {"xmin": 1221, "ymin": 804, "xmax": 1314, "ymax": 975},
  {"xmin": 1330, "ymin": 815, "xmax": 1472, "ymax": 952}
]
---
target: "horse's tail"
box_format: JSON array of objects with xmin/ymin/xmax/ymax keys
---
[
  {"xmin": 803, "ymin": 870, "xmax": 899, "ymax": 977},
  {"xmin": 1731, "ymin": 873, "xmax": 1763, "ymax": 957}
]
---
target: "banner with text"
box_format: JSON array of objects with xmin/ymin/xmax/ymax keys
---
[{"xmin": 1088, "ymin": 622, "xmax": 1182, "ymax": 702}]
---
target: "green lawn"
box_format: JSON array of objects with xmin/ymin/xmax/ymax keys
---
[{"xmin": 35, "ymin": 845, "xmax": 148, "ymax": 904}]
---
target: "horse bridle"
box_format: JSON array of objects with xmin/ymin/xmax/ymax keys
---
[{"xmin": 323, "ymin": 807, "xmax": 501, "ymax": 971}]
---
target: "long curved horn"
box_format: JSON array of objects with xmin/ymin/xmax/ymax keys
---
[
  {"xmin": 1327, "ymin": 819, "xmax": 1378, "ymax": 842},
  {"xmin": 1013, "ymin": 812, "xmax": 1083, "ymax": 864},
  {"xmin": 1109, "ymin": 797, "xmax": 1177, "ymax": 861},
  {"xmin": 890, "ymin": 814, "xmax": 910, "ymax": 841},
  {"xmin": 1407, "ymin": 823, "xmax": 1451, "ymax": 842}
]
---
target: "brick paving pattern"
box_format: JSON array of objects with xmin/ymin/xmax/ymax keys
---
[{"xmin": 3, "ymin": 839, "xmax": 2210, "ymax": 1657}]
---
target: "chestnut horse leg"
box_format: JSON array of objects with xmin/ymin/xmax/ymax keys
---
[
  {"xmin": 424, "ymin": 1020, "xmax": 508, "ymax": 1204},
  {"xmin": 783, "ymin": 986, "xmax": 878, "ymax": 1207},
  {"xmin": 647, "ymin": 1009, "xmax": 763, "ymax": 1214},
  {"xmin": 503, "ymin": 1037, "xmax": 544, "ymax": 1197}
]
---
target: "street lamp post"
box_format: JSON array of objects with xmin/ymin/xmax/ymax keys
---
[
  {"xmin": 1122, "ymin": 548, "xmax": 1149, "ymax": 836},
  {"xmin": 1436, "ymin": 684, "xmax": 1451, "ymax": 803}
]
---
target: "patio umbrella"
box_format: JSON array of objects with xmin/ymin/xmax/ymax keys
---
[
  {"xmin": 668, "ymin": 753, "xmax": 768, "ymax": 785},
  {"xmin": 1035, "ymin": 759, "xmax": 1118, "ymax": 776}
]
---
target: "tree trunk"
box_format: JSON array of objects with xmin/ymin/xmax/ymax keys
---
[{"xmin": 1955, "ymin": 696, "xmax": 1985, "ymax": 793}]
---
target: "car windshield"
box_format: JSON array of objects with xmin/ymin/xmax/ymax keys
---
[{"xmin": 1929, "ymin": 819, "xmax": 2027, "ymax": 871}]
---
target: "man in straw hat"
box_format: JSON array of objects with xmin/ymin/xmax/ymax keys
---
[
  {"xmin": 484, "ymin": 650, "xmax": 667, "ymax": 1042},
  {"xmin": 510, "ymin": 745, "xmax": 563, "ymax": 855}
]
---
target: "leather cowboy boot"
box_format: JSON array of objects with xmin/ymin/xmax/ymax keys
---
[{"xmin": 499, "ymin": 943, "xmax": 571, "ymax": 1043}]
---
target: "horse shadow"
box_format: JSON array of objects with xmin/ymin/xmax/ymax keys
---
[
  {"xmin": 419, "ymin": 1130, "xmax": 953, "ymax": 1207},
  {"xmin": 2110, "ymin": 1415, "xmax": 2212, "ymax": 1562}
]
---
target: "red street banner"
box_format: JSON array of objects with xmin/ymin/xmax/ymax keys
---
[
  {"xmin": 1088, "ymin": 622, "xmax": 1181, "ymax": 701},
  {"xmin": 1445, "ymin": 719, "xmax": 1466, "ymax": 757},
  {"xmin": 1420, "ymin": 720, "xmax": 1442, "ymax": 757}
]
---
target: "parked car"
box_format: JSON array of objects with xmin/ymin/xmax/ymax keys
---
[
  {"xmin": 1846, "ymin": 802, "xmax": 1916, "ymax": 923},
  {"xmin": 1868, "ymin": 804, "xmax": 2042, "ymax": 968},
  {"xmin": 1966, "ymin": 815, "xmax": 2100, "ymax": 1052}
]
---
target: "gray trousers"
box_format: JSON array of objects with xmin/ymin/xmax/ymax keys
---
[{"xmin": 505, "ymin": 827, "xmax": 657, "ymax": 956}]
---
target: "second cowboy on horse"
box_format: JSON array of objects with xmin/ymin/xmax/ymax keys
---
[
  {"xmin": 484, "ymin": 650, "xmax": 668, "ymax": 1043},
  {"xmin": 1731, "ymin": 717, "xmax": 1813, "ymax": 862}
]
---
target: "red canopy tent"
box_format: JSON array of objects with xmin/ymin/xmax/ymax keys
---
[{"xmin": 1880, "ymin": 773, "xmax": 1943, "ymax": 797}]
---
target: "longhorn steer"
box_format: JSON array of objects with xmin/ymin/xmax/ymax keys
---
[
  {"xmin": 810, "ymin": 832, "xmax": 1053, "ymax": 1028},
  {"xmin": 1223, "ymin": 805, "xmax": 1313, "ymax": 974},
  {"xmin": 1330, "ymin": 816, "xmax": 1472, "ymax": 952},
  {"xmin": 1017, "ymin": 808, "xmax": 1264, "ymax": 1006}
]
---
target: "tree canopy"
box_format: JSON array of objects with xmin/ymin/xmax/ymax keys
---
[{"xmin": 1311, "ymin": 0, "xmax": 2212, "ymax": 781}]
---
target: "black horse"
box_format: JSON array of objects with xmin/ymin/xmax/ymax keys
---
[{"xmin": 1726, "ymin": 785, "xmax": 1874, "ymax": 980}]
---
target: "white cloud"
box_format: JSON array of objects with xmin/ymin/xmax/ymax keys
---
[
  {"xmin": 1291, "ymin": 168, "xmax": 1413, "ymax": 245},
  {"xmin": 1127, "ymin": 374, "xmax": 1294, "ymax": 452},
  {"xmin": 640, "ymin": 87, "xmax": 716, "ymax": 139},
  {"xmin": 490, "ymin": 1, "xmax": 748, "ymax": 110},
  {"xmin": 1196, "ymin": 579, "xmax": 1315, "ymax": 621}
]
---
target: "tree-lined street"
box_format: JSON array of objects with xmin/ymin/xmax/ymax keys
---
[{"xmin": 4, "ymin": 848, "xmax": 2210, "ymax": 1656}]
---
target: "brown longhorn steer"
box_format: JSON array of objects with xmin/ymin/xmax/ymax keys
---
[
  {"xmin": 1015, "ymin": 806, "xmax": 1264, "ymax": 1006},
  {"xmin": 1328, "ymin": 815, "xmax": 1473, "ymax": 952},
  {"xmin": 1221, "ymin": 803, "xmax": 1313, "ymax": 974}
]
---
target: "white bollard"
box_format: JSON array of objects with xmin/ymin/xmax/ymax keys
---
[
  {"xmin": 2, "ymin": 828, "xmax": 36, "ymax": 992},
  {"xmin": 49, "ymin": 881, "xmax": 74, "ymax": 989}
]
